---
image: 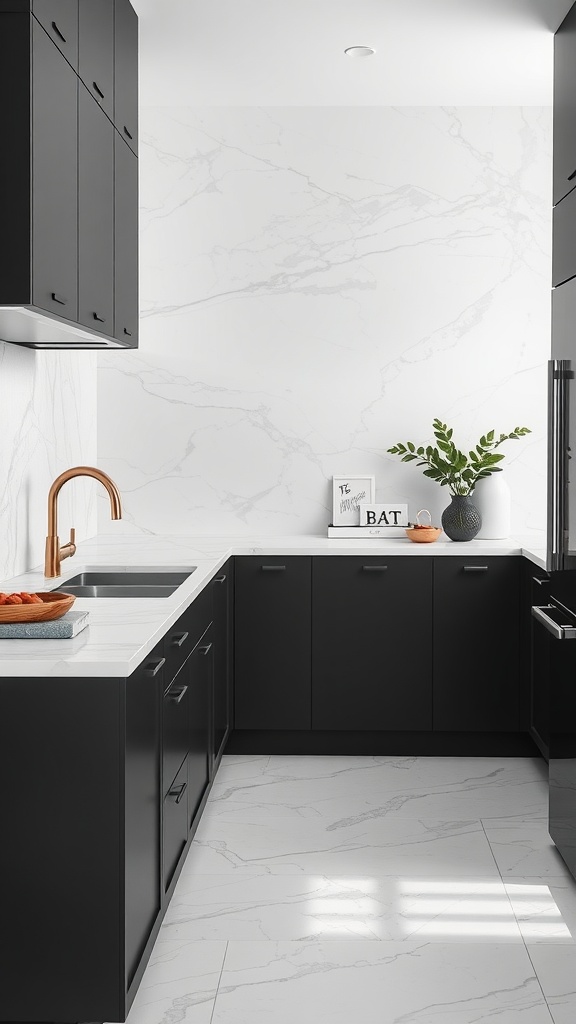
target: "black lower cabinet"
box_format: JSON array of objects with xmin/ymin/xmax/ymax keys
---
[
  {"xmin": 188, "ymin": 624, "xmax": 213, "ymax": 827},
  {"xmin": 312, "ymin": 556, "xmax": 433, "ymax": 731},
  {"xmin": 163, "ymin": 756, "xmax": 189, "ymax": 891},
  {"xmin": 235, "ymin": 556, "xmax": 312, "ymax": 730},
  {"xmin": 212, "ymin": 558, "xmax": 234, "ymax": 764},
  {"xmin": 433, "ymin": 557, "xmax": 521, "ymax": 731}
]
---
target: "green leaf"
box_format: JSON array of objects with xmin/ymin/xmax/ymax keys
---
[
  {"xmin": 407, "ymin": 441, "xmax": 415, "ymax": 453},
  {"xmin": 487, "ymin": 429, "xmax": 495, "ymax": 442},
  {"xmin": 401, "ymin": 454, "xmax": 417, "ymax": 462}
]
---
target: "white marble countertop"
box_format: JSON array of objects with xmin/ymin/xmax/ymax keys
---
[{"xmin": 0, "ymin": 532, "xmax": 546, "ymax": 677}]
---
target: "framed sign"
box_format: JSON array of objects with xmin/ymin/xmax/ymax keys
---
[
  {"xmin": 332, "ymin": 475, "xmax": 375, "ymax": 526},
  {"xmin": 359, "ymin": 503, "xmax": 408, "ymax": 527}
]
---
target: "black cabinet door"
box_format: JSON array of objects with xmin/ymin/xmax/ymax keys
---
[
  {"xmin": 433, "ymin": 557, "xmax": 521, "ymax": 732},
  {"xmin": 527, "ymin": 564, "xmax": 551, "ymax": 758},
  {"xmin": 163, "ymin": 756, "xmax": 188, "ymax": 891},
  {"xmin": 188, "ymin": 625, "xmax": 212, "ymax": 828},
  {"xmin": 554, "ymin": 2, "xmax": 576, "ymax": 206},
  {"xmin": 312, "ymin": 556, "xmax": 433, "ymax": 731},
  {"xmin": 78, "ymin": 84, "xmax": 114, "ymax": 331},
  {"xmin": 114, "ymin": 0, "xmax": 138, "ymax": 153},
  {"xmin": 235, "ymin": 556, "xmax": 312, "ymax": 730},
  {"xmin": 124, "ymin": 646, "xmax": 162, "ymax": 989},
  {"xmin": 212, "ymin": 559, "xmax": 234, "ymax": 764},
  {"xmin": 32, "ymin": 18, "xmax": 78, "ymax": 320},
  {"xmin": 114, "ymin": 135, "xmax": 139, "ymax": 344},
  {"xmin": 163, "ymin": 663, "xmax": 192, "ymax": 791},
  {"xmin": 33, "ymin": 0, "xmax": 78, "ymax": 69},
  {"xmin": 553, "ymin": 184, "xmax": 576, "ymax": 287},
  {"xmin": 78, "ymin": 0, "xmax": 114, "ymax": 119}
]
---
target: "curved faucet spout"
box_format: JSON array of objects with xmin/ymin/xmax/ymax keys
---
[{"xmin": 45, "ymin": 466, "xmax": 122, "ymax": 578}]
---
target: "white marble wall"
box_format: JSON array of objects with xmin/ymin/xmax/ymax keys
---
[
  {"xmin": 98, "ymin": 106, "xmax": 552, "ymax": 537},
  {"xmin": 0, "ymin": 343, "xmax": 98, "ymax": 579}
]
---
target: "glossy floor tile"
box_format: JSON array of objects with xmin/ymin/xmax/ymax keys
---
[
  {"xmin": 211, "ymin": 940, "xmax": 554, "ymax": 1024},
  {"xmin": 120, "ymin": 755, "xmax": 576, "ymax": 1024},
  {"xmin": 164, "ymin": 873, "xmax": 526, "ymax": 941},
  {"xmin": 122, "ymin": 940, "xmax": 227, "ymax": 1024},
  {"xmin": 527, "ymin": 946, "xmax": 576, "ymax": 1024},
  {"xmin": 189, "ymin": 815, "xmax": 501, "ymax": 877}
]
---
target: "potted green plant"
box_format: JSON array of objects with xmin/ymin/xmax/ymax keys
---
[{"xmin": 387, "ymin": 418, "xmax": 531, "ymax": 541}]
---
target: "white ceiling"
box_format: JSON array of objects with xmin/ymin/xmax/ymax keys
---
[{"xmin": 132, "ymin": 0, "xmax": 574, "ymax": 107}]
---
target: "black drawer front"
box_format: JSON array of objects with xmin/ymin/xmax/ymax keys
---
[
  {"xmin": 163, "ymin": 584, "xmax": 213, "ymax": 682},
  {"xmin": 162, "ymin": 757, "xmax": 188, "ymax": 891},
  {"xmin": 163, "ymin": 663, "xmax": 191, "ymax": 791}
]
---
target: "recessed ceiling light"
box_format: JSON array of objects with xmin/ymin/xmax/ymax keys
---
[{"xmin": 344, "ymin": 45, "xmax": 375, "ymax": 58}]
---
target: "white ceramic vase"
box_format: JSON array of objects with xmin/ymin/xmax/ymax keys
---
[{"xmin": 472, "ymin": 474, "xmax": 511, "ymax": 539}]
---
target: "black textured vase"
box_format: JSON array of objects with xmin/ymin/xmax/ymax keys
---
[{"xmin": 441, "ymin": 495, "xmax": 482, "ymax": 542}]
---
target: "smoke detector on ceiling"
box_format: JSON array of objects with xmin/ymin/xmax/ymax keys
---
[{"xmin": 344, "ymin": 46, "xmax": 375, "ymax": 58}]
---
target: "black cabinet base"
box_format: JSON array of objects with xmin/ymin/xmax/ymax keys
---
[{"xmin": 227, "ymin": 730, "xmax": 542, "ymax": 757}]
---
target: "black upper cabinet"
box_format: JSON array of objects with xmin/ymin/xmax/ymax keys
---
[
  {"xmin": 115, "ymin": 0, "xmax": 138, "ymax": 153},
  {"xmin": 32, "ymin": 0, "xmax": 79, "ymax": 69},
  {"xmin": 312, "ymin": 557, "xmax": 433, "ymax": 731},
  {"xmin": 0, "ymin": 0, "xmax": 138, "ymax": 349},
  {"xmin": 235, "ymin": 557, "xmax": 312, "ymax": 731},
  {"xmin": 433, "ymin": 557, "xmax": 521, "ymax": 732},
  {"xmin": 553, "ymin": 183, "xmax": 576, "ymax": 287},
  {"xmin": 78, "ymin": 84, "xmax": 114, "ymax": 331},
  {"xmin": 78, "ymin": 0, "xmax": 114, "ymax": 120},
  {"xmin": 32, "ymin": 18, "xmax": 79, "ymax": 321},
  {"xmin": 554, "ymin": 2, "xmax": 576, "ymax": 206},
  {"xmin": 115, "ymin": 135, "xmax": 139, "ymax": 344}
]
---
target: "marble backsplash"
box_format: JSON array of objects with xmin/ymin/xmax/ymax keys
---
[
  {"xmin": 0, "ymin": 343, "xmax": 98, "ymax": 579},
  {"xmin": 97, "ymin": 105, "xmax": 552, "ymax": 538}
]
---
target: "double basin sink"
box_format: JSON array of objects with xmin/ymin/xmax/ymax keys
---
[{"xmin": 53, "ymin": 566, "xmax": 197, "ymax": 598}]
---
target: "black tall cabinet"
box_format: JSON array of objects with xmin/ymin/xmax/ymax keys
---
[{"xmin": 0, "ymin": 0, "xmax": 139, "ymax": 349}]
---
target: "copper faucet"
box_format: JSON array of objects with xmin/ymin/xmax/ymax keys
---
[{"xmin": 44, "ymin": 466, "xmax": 122, "ymax": 578}]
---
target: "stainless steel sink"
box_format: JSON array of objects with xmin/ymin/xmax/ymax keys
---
[
  {"xmin": 58, "ymin": 584, "xmax": 183, "ymax": 598},
  {"xmin": 54, "ymin": 565, "xmax": 197, "ymax": 598}
]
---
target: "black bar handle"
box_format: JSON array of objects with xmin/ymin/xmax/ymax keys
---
[
  {"xmin": 198, "ymin": 643, "xmax": 212, "ymax": 656},
  {"xmin": 93, "ymin": 81, "xmax": 105, "ymax": 99},
  {"xmin": 167, "ymin": 684, "xmax": 188, "ymax": 704},
  {"xmin": 51, "ymin": 292, "xmax": 67, "ymax": 305},
  {"xmin": 463, "ymin": 566, "xmax": 488, "ymax": 572},
  {"xmin": 261, "ymin": 565, "xmax": 286, "ymax": 571},
  {"xmin": 533, "ymin": 576, "xmax": 550, "ymax": 586},
  {"xmin": 213, "ymin": 575, "xmax": 227, "ymax": 583},
  {"xmin": 123, "ymin": 328, "xmax": 132, "ymax": 336},
  {"xmin": 144, "ymin": 657, "xmax": 165, "ymax": 677},
  {"xmin": 362, "ymin": 565, "xmax": 388, "ymax": 571},
  {"xmin": 168, "ymin": 782, "xmax": 187, "ymax": 804},
  {"xmin": 93, "ymin": 312, "xmax": 106, "ymax": 323},
  {"xmin": 568, "ymin": 168, "xmax": 576, "ymax": 181},
  {"xmin": 51, "ymin": 20, "xmax": 66, "ymax": 43},
  {"xmin": 123, "ymin": 125, "xmax": 133, "ymax": 140},
  {"xmin": 170, "ymin": 631, "xmax": 189, "ymax": 648}
]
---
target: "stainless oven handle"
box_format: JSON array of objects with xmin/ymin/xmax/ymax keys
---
[{"xmin": 532, "ymin": 604, "xmax": 576, "ymax": 640}]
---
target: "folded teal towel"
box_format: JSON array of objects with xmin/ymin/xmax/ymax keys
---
[{"xmin": 0, "ymin": 610, "xmax": 89, "ymax": 639}]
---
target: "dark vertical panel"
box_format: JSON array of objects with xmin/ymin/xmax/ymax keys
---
[{"xmin": 78, "ymin": 83, "xmax": 114, "ymax": 330}]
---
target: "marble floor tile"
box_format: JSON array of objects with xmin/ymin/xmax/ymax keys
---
[
  {"xmin": 120, "ymin": 939, "xmax": 227, "ymax": 1024},
  {"xmin": 504, "ymin": 876, "xmax": 576, "ymax": 942},
  {"xmin": 189, "ymin": 816, "xmax": 501, "ymax": 877},
  {"xmin": 209, "ymin": 755, "xmax": 549, "ymax": 821},
  {"xmin": 528, "ymin": 945, "xmax": 576, "ymax": 1024},
  {"xmin": 163, "ymin": 873, "xmax": 526, "ymax": 941},
  {"xmin": 210, "ymin": 940, "xmax": 554, "ymax": 1023},
  {"xmin": 483, "ymin": 819, "xmax": 572, "ymax": 878}
]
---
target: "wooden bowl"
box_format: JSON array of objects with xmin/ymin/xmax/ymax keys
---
[
  {"xmin": 0, "ymin": 592, "xmax": 76, "ymax": 623},
  {"xmin": 405, "ymin": 526, "xmax": 442, "ymax": 544}
]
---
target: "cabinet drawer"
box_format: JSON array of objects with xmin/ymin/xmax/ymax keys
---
[
  {"xmin": 553, "ymin": 184, "xmax": 576, "ymax": 287},
  {"xmin": 163, "ymin": 585, "xmax": 213, "ymax": 681},
  {"xmin": 163, "ymin": 757, "xmax": 188, "ymax": 891},
  {"xmin": 163, "ymin": 663, "xmax": 191, "ymax": 791}
]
